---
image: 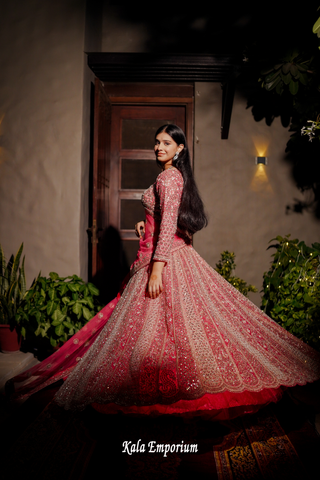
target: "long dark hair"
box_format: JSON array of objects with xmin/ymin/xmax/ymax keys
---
[{"xmin": 155, "ymin": 124, "xmax": 208, "ymax": 235}]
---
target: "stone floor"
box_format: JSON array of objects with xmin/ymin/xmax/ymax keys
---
[
  {"xmin": 0, "ymin": 350, "xmax": 39, "ymax": 393},
  {"xmin": 0, "ymin": 350, "xmax": 39, "ymax": 423}
]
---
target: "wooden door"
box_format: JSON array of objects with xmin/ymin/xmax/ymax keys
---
[
  {"xmin": 90, "ymin": 79, "xmax": 111, "ymax": 278},
  {"xmin": 109, "ymin": 105, "xmax": 186, "ymax": 265},
  {"xmin": 90, "ymin": 82, "xmax": 193, "ymax": 286}
]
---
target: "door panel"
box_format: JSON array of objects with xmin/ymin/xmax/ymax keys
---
[{"xmin": 109, "ymin": 105, "xmax": 186, "ymax": 265}]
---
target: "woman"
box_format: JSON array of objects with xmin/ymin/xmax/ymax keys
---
[{"xmin": 10, "ymin": 125, "xmax": 320, "ymax": 420}]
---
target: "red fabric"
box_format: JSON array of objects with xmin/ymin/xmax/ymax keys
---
[
  {"xmin": 9, "ymin": 296, "xmax": 120, "ymax": 400},
  {"xmin": 92, "ymin": 387, "xmax": 284, "ymax": 420}
]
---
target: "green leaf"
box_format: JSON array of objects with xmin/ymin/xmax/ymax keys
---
[
  {"xmin": 55, "ymin": 324, "xmax": 65, "ymax": 336},
  {"xmin": 72, "ymin": 302, "xmax": 82, "ymax": 315},
  {"xmin": 303, "ymin": 294, "xmax": 314, "ymax": 304},
  {"xmin": 87, "ymin": 283, "xmax": 99, "ymax": 296},
  {"xmin": 261, "ymin": 66, "xmax": 275, "ymax": 75},
  {"xmin": 289, "ymin": 79, "xmax": 299, "ymax": 95},
  {"xmin": 265, "ymin": 75, "xmax": 281, "ymax": 91},
  {"xmin": 52, "ymin": 309, "xmax": 66, "ymax": 324},
  {"xmin": 34, "ymin": 325, "xmax": 41, "ymax": 336},
  {"xmin": 46, "ymin": 300, "xmax": 55, "ymax": 315},
  {"xmin": 312, "ymin": 16, "xmax": 320, "ymax": 35},
  {"xmin": 86, "ymin": 297, "xmax": 94, "ymax": 309},
  {"xmin": 265, "ymin": 70, "xmax": 281, "ymax": 83},
  {"xmin": 63, "ymin": 320, "xmax": 74, "ymax": 329},
  {"xmin": 48, "ymin": 288, "xmax": 55, "ymax": 301},
  {"xmin": 35, "ymin": 311, "xmax": 41, "ymax": 324},
  {"xmin": 282, "ymin": 63, "xmax": 291, "ymax": 75},
  {"xmin": 289, "ymin": 64, "xmax": 298, "ymax": 77},
  {"xmin": 49, "ymin": 272, "xmax": 59, "ymax": 281},
  {"xmin": 82, "ymin": 306, "xmax": 92, "ymax": 321},
  {"xmin": 299, "ymin": 73, "xmax": 308, "ymax": 85},
  {"xmin": 281, "ymin": 72, "xmax": 291, "ymax": 85},
  {"xmin": 10, "ymin": 243, "xmax": 23, "ymax": 284},
  {"xmin": 59, "ymin": 284, "xmax": 68, "ymax": 296},
  {"xmin": 68, "ymin": 284, "xmax": 80, "ymax": 292}
]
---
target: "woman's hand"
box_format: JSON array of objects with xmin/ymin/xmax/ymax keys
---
[
  {"xmin": 147, "ymin": 261, "xmax": 165, "ymax": 299},
  {"xmin": 135, "ymin": 221, "xmax": 145, "ymax": 238}
]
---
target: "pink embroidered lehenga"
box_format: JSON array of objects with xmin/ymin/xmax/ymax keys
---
[{"xmin": 10, "ymin": 168, "xmax": 320, "ymax": 420}]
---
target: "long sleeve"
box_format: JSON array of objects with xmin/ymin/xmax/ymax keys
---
[{"xmin": 152, "ymin": 169, "xmax": 183, "ymax": 264}]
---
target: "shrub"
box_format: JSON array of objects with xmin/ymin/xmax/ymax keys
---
[
  {"xmin": 261, "ymin": 235, "xmax": 320, "ymax": 351},
  {"xmin": 215, "ymin": 251, "xmax": 257, "ymax": 297}
]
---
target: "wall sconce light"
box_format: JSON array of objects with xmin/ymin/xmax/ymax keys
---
[{"xmin": 255, "ymin": 156, "xmax": 268, "ymax": 165}]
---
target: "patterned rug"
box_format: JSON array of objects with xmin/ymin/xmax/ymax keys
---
[{"xmin": 213, "ymin": 407, "xmax": 306, "ymax": 480}]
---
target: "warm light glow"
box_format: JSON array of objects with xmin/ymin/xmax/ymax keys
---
[
  {"xmin": 250, "ymin": 163, "xmax": 273, "ymax": 194},
  {"xmin": 252, "ymin": 136, "xmax": 269, "ymax": 158}
]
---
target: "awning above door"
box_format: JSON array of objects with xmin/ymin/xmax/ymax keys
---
[{"xmin": 87, "ymin": 53, "xmax": 238, "ymax": 139}]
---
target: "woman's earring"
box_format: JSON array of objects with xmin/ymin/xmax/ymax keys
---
[{"xmin": 173, "ymin": 152, "xmax": 179, "ymax": 161}]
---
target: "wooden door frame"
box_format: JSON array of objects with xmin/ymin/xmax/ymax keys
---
[
  {"xmin": 90, "ymin": 81, "xmax": 194, "ymax": 277},
  {"xmin": 103, "ymin": 82, "xmax": 194, "ymax": 163},
  {"xmin": 87, "ymin": 53, "xmax": 237, "ymax": 139}
]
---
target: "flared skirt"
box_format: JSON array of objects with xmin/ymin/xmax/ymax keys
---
[{"xmin": 53, "ymin": 245, "xmax": 320, "ymax": 418}]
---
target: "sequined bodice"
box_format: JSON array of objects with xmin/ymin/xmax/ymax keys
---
[
  {"xmin": 140, "ymin": 168, "xmax": 185, "ymax": 264},
  {"xmin": 142, "ymin": 168, "xmax": 183, "ymax": 220}
]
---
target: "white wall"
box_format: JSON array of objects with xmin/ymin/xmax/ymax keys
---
[{"xmin": 0, "ymin": 0, "xmax": 87, "ymax": 286}]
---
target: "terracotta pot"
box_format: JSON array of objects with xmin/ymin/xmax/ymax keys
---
[{"xmin": 0, "ymin": 324, "xmax": 21, "ymax": 353}]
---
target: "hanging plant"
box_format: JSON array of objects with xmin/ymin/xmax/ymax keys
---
[
  {"xmin": 261, "ymin": 235, "xmax": 320, "ymax": 351},
  {"xmin": 259, "ymin": 50, "xmax": 313, "ymax": 96},
  {"xmin": 215, "ymin": 251, "xmax": 257, "ymax": 297},
  {"xmin": 16, "ymin": 272, "xmax": 103, "ymax": 348}
]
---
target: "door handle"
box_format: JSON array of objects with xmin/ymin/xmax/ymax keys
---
[{"xmin": 87, "ymin": 219, "xmax": 98, "ymax": 244}]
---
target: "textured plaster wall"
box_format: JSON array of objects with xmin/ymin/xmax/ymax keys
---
[
  {"xmin": 193, "ymin": 83, "xmax": 320, "ymax": 305},
  {"xmin": 0, "ymin": 0, "xmax": 87, "ymax": 287}
]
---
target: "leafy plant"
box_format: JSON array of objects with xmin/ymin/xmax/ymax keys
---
[
  {"xmin": 215, "ymin": 251, "xmax": 257, "ymax": 297},
  {"xmin": 0, "ymin": 242, "xmax": 26, "ymax": 325},
  {"xmin": 16, "ymin": 272, "xmax": 102, "ymax": 348},
  {"xmin": 260, "ymin": 49, "xmax": 313, "ymax": 96},
  {"xmin": 261, "ymin": 235, "xmax": 320, "ymax": 351}
]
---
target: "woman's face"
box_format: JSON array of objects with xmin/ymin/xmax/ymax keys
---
[{"xmin": 154, "ymin": 131, "xmax": 184, "ymax": 169}]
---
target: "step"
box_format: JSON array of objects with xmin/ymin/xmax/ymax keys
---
[{"xmin": 0, "ymin": 351, "xmax": 39, "ymax": 393}]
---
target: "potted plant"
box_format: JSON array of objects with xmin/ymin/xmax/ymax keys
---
[
  {"xmin": 16, "ymin": 271, "xmax": 103, "ymax": 359},
  {"xmin": 0, "ymin": 242, "xmax": 26, "ymax": 352}
]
